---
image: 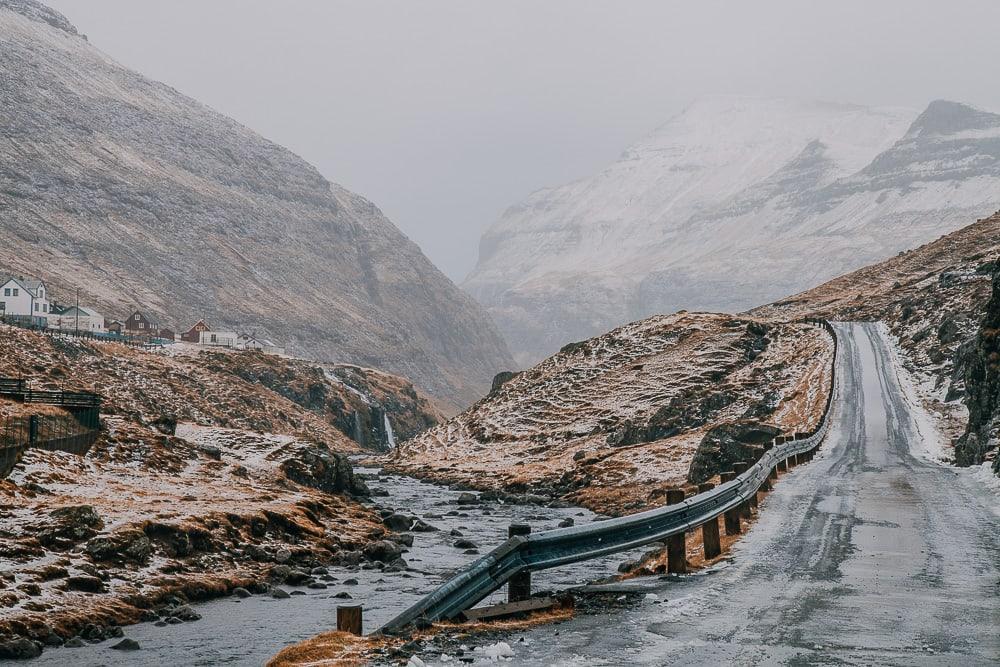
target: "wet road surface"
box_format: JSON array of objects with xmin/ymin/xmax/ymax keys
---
[{"xmin": 500, "ymin": 322, "xmax": 1000, "ymax": 666}]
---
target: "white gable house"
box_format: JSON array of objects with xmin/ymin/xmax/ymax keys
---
[
  {"xmin": 198, "ymin": 329, "xmax": 238, "ymax": 348},
  {"xmin": 0, "ymin": 276, "xmax": 51, "ymax": 326},
  {"xmin": 51, "ymin": 306, "xmax": 106, "ymax": 334}
]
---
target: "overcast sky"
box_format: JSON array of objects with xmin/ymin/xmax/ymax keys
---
[{"xmin": 47, "ymin": 0, "xmax": 1000, "ymax": 281}]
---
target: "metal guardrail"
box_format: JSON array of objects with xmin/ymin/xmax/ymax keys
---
[{"xmin": 380, "ymin": 319, "xmax": 838, "ymax": 633}]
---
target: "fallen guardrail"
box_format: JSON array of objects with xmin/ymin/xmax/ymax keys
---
[{"xmin": 379, "ymin": 318, "xmax": 838, "ymax": 633}]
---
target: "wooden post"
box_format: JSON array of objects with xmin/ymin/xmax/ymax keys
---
[
  {"xmin": 698, "ymin": 482, "xmax": 721, "ymax": 559},
  {"xmin": 508, "ymin": 524, "xmax": 532, "ymax": 602},
  {"xmin": 720, "ymin": 471, "xmax": 742, "ymax": 535},
  {"xmin": 337, "ymin": 605, "xmax": 363, "ymax": 636},
  {"xmin": 665, "ymin": 489, "xmax": 687, "ymax": 573}
]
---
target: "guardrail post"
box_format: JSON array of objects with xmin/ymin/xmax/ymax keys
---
[
  {"xmin": 28, "ymin": 415, "xmax": 38, "ymax": 445},
  {"xmin": 665, "ymin": 489, "xmax": 687, "ymax": 573},
  {"xmin": 508, "ymin": 524, "xmax": 532, "ymax": 602},
  {"xmin": 337, "ymin": 604, "xmax": 363, "ymax": 636},
  {"xmin": 732, "ymin": 462, "xmax": 753, "ymax": 519},
  {"xmin": 777, "ymin": 458, "xmax": 788, "ymax": 473},
  {"xmin": 720, "ymin": 471, "xmax": 742, "ymax": 535},
  {"xmin": 697, "ymin": 482, "xmax": 721, "ymax": 559}
]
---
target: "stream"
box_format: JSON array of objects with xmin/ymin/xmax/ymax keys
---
[{"xmin": 33, "ymin": 466, "xmax": 647, "ymax": 666}]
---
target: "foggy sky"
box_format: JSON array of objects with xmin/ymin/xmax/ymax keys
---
[{"xmin": 46, "ymin": 0, "xmax": 1000, "ymax": 281}]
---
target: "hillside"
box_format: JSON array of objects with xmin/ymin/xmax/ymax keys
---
[
  {"xmin": 465, "ymin": 95, "xmax": 1000, "ymax": 364},
  {"xmin": 388, "ymin": 313, "xmax": 833, "ymax": 515},
  {"xmin": 0, "ymin": 324, "xmax": 444, "ymax": 648},
  {"xmin": 754, "ymin": 211, "xmax": 1000, "ymax": 458},
  {"xmin": 0, "ymin": 0, "xmax": 513, "ymax": 409}
]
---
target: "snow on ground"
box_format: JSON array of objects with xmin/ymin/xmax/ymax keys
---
[
  {"xmin": 878, "ymin": 323, "xmax": 950, "ymax": 462},
  {"xmin": 389, "ymin": 312, "xmax": 834, "ymax": 515}
]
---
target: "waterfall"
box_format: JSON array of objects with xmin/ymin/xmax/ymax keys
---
[{"xmin": 383, "ymin": 413, "xmax": 396, "ymax": 448}]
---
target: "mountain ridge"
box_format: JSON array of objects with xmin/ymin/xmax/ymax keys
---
[
  {"xmin": 0, "ymin": 0, "xmax": 514, "ymax": 410},
  {"xmin": 465, "ymin": 95, "xmax": 1000, "ymax": 365}
]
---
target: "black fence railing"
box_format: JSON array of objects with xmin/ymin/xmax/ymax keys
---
[
  {"xmin": 0, "ymin": 377, "xmax": 102, "ymax": 477},
  {"xmin": 0, "ymin": 315, "xmax": 163, "ymax": 349}
]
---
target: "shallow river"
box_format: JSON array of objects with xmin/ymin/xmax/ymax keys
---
[{"xmin": 33, "ymin": 467, "xmax": 645, "ymax": 666}]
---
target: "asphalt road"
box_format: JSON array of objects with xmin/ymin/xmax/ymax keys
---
[{"xmin": 506, "ymin": 322, "xmax": 1000, "ymax": 666}]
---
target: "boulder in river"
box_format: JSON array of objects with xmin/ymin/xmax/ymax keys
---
[
  {"xmin": 382, "ymin": 513, "xmax": 413, "ymax": 531},
  {"xmin": 0, "ymin": 637, "xmax": 42, "ymax": 660},
  {"xmin": 363, "ymin": 540, "xmax": 403, "ymax": 563},
  {"xmin": 453, "ymin": 539, "xmax": 478, "ymax": 549},
  {"xmin": 455, "ymin": 492, "xmax": 479, "ymax": 505},
  {"xmin": 111, "ymin": 638, "xmax": 140, "ymax": 651}
]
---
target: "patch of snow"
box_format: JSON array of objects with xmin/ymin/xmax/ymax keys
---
[
  {"xmin": 969, "ymin": 462, "xmax": 1000, "ymax": 516},
  {"xmin": 877, "ymin": 323, "xmax": 949, "ymax": 462},
  {"xmin": 473, "ymin": 641, "xmax": 516, "ymax": 661}
]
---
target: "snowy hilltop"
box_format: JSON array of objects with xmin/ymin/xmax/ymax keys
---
[{"xmin": 465, "ymin": 95, "xmax": 1000, "ymax": 364}]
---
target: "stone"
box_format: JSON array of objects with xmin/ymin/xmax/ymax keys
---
[
  {"xmin": 310, "ymin": 566, "xmax": 329, "ymax": 575},
  {"xmin": 85, "ymin": 529, "xmax": 152, "ymax": 564},
  {"xmin": 270, "ymin": 564, "xmax": 292, "ymax": 582},
  {"xmin": 342, "ymin": 578, "xmax": 359, "ymax": 586},
  {"xmin": 65, "ymin": 575, "xmax": 105, "ymax": 593},
  {"xmin": 453, "ymin": 539, "xmax": 478, "ymax": 549},
  {"xmin": 455, "ymin": 492, "xmax": 479, "ymax": 505},
  {"xmin": 410, "ymin": 519, "xmax": 438, "ymax": 532},
  {"xmin": 558, "ymin": 518, "xmax": 575, "ymax": 528},
  {"xmin": 270, "ymin": 587, "xmax": 290, "ymax": 599},
  {"xmin": 285, "ymin": 570, "xmax": 312, "ymax": 586},
  {"xmin": 334, "ymin": 591, "xmax": 353, "ymax": 599},
  {"xmin": 171, "ymin": 605, "xmax": 201, "ymax": 621},
  {"xmin": 111, "ymin": 638, "xmax": 140, "ymax": 651},
  {"xmin": 274, "ymin": 549, "xmax": 292, "ymax": 564},
  {"xmin": 233, "ymin": 587, "xmax": 252, "ymax": 598},
  {"xmin": 363, "ymin": 540, "xmax": 403, "ymax": 563},
  {"xmin": 0, "ymin": 638, "xmax": 41, "ymax": 659},
  {"xmin": 382, "ymin": 513, "xmax": 413, "ymax": 531},
  {"xmin": 307, "ymin": 582, "xmax": 328, "ymax": 590}
]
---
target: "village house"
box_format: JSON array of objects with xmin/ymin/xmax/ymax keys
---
[
  {"xmin": 124, "ymin": 310, "xmax": 157, "ymax": 338},
  {"xmin": 198, "ymin": 329, "xmax": 238, "ymax": 348},
  {"xmin": 51, "ymin": 306, "xmax": 106, "ymax": 333},
  {"xmin": 180, "ymin": 319, "xmax": 211, "ymax": 343},
  {"xmin": 105, "ymin": 319, "xmax": 124, "ymax": 334},
  {"xmin": 237, "ymin": 333, "xmax": 285, "ymax": 355},
  {"xmin": 0, "ymin": 275, "xmax": 51, "ymax": 326}
]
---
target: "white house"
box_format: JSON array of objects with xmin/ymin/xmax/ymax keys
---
[
  {"xmin": 51, "ymin": 306, "xmax": 106, "ymax": 334},
  {"xmin": 0, "ymin": 276, "xmax": 51, "ymax": 326},
  {"xmin": 198, "ymin": 329, "xmax": 238, "ymax": 348},
  {"xmin": 237, "ymin": 333, "xmax": 285, "ymax": 355}
]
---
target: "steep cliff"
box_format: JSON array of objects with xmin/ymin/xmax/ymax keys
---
[
  {"xmin": 955, "ymin": 270, "xmax": 1000, "ymax": 471},
  {"xmin": 0, "ymin": 0, "xmax": 513, "ymax": 409}
]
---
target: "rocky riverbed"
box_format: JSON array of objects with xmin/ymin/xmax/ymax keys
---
[{"xmin": 20, "ymin": 466, "xmax": 645, "ymax": 665}]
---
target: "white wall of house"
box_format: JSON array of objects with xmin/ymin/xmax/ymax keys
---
[
  {"xmin": 0, "ymin": 278, "xmax": 50, "ymax": 323},
  {"xmin": 198, "ymin": 330, "xmax": 238, "ymax": 347},
  {"xmin": 51, "ymin": 307, "xmax": 106, "ymax": 333}
]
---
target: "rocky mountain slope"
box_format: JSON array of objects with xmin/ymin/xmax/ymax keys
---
[
  {"xmin": 0, "ymin": 325, "xmax": 439, "ymax": 653},
  {"xmin": 755, "ymin": 211, "xmax": 1000, "ymax": 461},
  {"xmin": 466, "ymin": 95, "xmax": 1000, "ymax": 364},
  {"xmin": 388, "ymin": 313, "xmax": 833, "ymax": 515},
  {"xmin": 955, "ymin": 269, "xmax": 1000, "ymax": 472},
  {"xmin": 0, "ymin": 0, "xmax": 513, "ymax": 409}
]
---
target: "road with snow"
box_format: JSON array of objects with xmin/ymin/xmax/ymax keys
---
[{"xmin": 505, "ymin": 322, "xmax": 1000, "ymax": 665}]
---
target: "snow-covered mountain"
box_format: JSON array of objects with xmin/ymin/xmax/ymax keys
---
[
  {"xmin": 464, "ymin": 95, "xmax": 1000, "ymax": 365},
  {"xmin": 0, "ymin": 0, "xmax": 513, "ymax": 408}
]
